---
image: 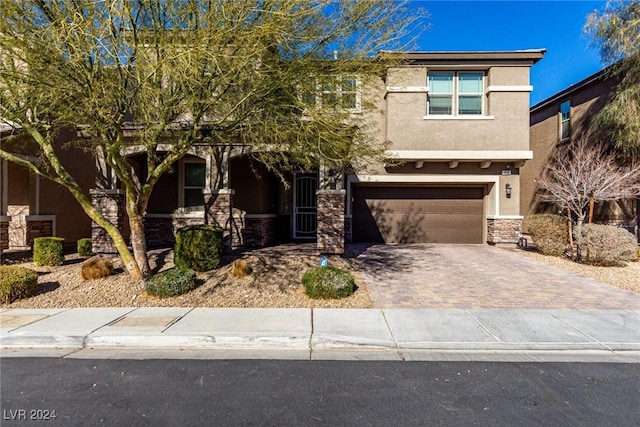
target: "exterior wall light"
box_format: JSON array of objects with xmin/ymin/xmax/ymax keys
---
[
  {"xmin": 505, "ymin": 183, "xmax": 512, "ymax": 198},
  {"xmin": 327, "ymin": 168, "xmax": 337, "ymax": 189}
]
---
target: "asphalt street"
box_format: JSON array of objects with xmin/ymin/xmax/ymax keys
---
[{"xmin": 1, "ymin": 359, "xmax": 638, "ymax": 426}]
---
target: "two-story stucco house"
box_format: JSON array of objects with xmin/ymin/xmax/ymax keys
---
[
  {"xmin": 344, "ymin": 50, "xmax": 545, "ymax": 246},
  {"xmin": 1, "ymin": 49, "xmax": 545, "ymax": 255}
]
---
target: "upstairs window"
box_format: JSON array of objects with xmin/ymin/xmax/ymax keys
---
[
  {"xmin": 302, "ymin": 77, "xmax": 360, "ymax": 111},
  {"xmin": 560, "ymin": 100, "xmax": 571, "ymax": 140},
  {"xmin": 428, "ymin": 72, "xmax": 453, "ymax": 115},
  {"xmin": 428, "ymin": 71, "xmax": 484, "ymax": 116}
]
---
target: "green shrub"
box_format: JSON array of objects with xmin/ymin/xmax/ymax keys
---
[
  {"xmin": 77, "ymin": 238, "xmax": 93, "ymax": 257},
  {"xmin": 0, "ymin": 266, "xmax": 38, "ymax": 304},
  {"xmin": 524, "ymin": 214, "xmax": 567, "ymax": 256},
  {"xmin": 302, "ymin": 266, "xmax": 356, "ymax": 299},
  {"xmin": 81, "ymin": 256, "xmax": 114, "ymax": 280},
  {"xmin": 144, "ymin": 267, "xmax": 197, "ymax": 298},
  {"xmin": 576, "ymin": 224, "xmax": 638, "ymax": 266},
  {"xmin": 33, "ymin": 237, "xmax": 65, "ymax": 266},
  {"xmin": 174, "ymin": 225, "xmax": 223, "ymax": 272}
]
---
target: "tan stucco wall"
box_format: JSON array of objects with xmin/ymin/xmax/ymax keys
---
[{"xmin": 384, "ymin": 66, "xmax": 531, "ymax": 151}]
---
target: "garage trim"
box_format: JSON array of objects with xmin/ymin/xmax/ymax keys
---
[{"xmin": 346, "ymin": 174, "xmax": 500, "ymax": 217}]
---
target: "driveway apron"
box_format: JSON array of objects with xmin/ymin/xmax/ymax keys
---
[{"xmin": 348, "ymin": 244, "xmax": 640, "ymax": 309}]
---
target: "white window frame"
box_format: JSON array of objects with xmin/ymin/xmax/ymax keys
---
[
  {"xmin": 427, "ymin": 71, "xmax": 486, "ymax": 117},
  {"xmin": 301, "ymin": 76, "xmax": 361, "ymax": 113},
  {"xmin": 179, "ymin": 158, "xmax": 206, "ymax": 210}
]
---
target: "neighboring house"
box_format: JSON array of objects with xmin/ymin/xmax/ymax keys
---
[
  {"xmin": 2, "ymin": 49, "xmax": 545, "ymax": 255},
  {"xmin": 521, "ymin": 67, "xmax": 638, "ymax": 237}
]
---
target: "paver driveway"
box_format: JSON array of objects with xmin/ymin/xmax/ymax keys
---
[{"xmin": 347, "ymin": 244, "xmax": 640, "ymax": 309}]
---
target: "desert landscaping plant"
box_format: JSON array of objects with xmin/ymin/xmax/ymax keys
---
[
  {"xmin": 587, "ymin": 0, "xmax": 640, "ymax": 159},
  {"xmin": 230, "ymin": 259, "xmax": 251, "ymax": 278},
  {"xmin": 81, "ymin": 256, "xmax": 114, "ymax": 281},
  {"xmin": 174, "ymin": 225, "xmax": 223, "ymax": 272},
  {"xmin": 144, "ymin": 267, "xmax": 197, "ymax": 298},
  {"xmin": 77, "ymin": 238, "xmax": 92, "ymax": 258},
  {"xmin": 524, "ymin": 214, "xmax": 568, "ymax": 257},
  {"xmin": 302, "ymin": 266, "xmax": 356, "ymax": 299},
  {"xmin": 33, "ymin": 237, "xmax": 65, "ymax": 267},
  {"xmin": 576, "ymin": 224, "xmax": 639, "ymax": 265},
  {"xmin": 0, "ymin": 265, "xmax": 38, "ymax": 304}
]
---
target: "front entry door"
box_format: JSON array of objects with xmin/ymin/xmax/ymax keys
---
[{"xmin": 293, "ymin": 173, "xmax": 318, "ymax": 239}]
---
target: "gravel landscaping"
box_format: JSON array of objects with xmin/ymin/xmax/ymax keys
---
[
  {"xmin": 1, "ymin": 244, "xmax": 638, "ymax": 309},
  {"xmin": 511, "ymin": 248, "xmax": 640, "ymax": 294},
  {"xmin": 0, "ymin": 245, "xmax": 372, "ymax": 309}
]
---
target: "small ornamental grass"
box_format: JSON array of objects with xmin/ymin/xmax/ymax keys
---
[
  {"xmin": 577, "ymin": 224, "xmax": 638, "ymax": 266},
  {"xmin": 0, "ymin": 266, "xmax": 38, "ymax": 304},
  {"xmin": 230, "ymin": 259, "xmax": 251, "ymax": 278},
  {"xmin": 524, "ymin": 214, "xmax": 567, "ymax": 257},
  {"xmin": 302, "ymin": 266, "xmax": 356, "ymax": 299},
  {"xmin": 144, "ymin": 267, "xmax": 197, "ymax": 298},
  {"xmin": 33, "ymin": 237, "xmax": 65, "ymax": 266},
  {"xmin": 81, "ymin": 256, "xmax": 114, "ymax": 281},
  {"xmin": 174, "ymin": 225, "xmax": 223, "ymax": 272}
]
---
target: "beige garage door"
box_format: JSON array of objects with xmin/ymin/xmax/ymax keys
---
[{"xmin": 352, "ymin": 186, "xmax": 484, "ymax": 244}]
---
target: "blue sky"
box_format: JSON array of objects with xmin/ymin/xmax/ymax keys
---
[{"xmin": 409, "ymin": 0, "xmax": 607, "ymax": 105}]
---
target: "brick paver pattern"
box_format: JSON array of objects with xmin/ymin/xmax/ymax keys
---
[{"xmin": 350, "ymin": 244, "xmax": 640, "ymax": 310}]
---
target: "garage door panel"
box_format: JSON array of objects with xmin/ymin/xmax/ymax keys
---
[{"xmin": 353, "ymin": 186, "xmax": 484, "ymax": 244}]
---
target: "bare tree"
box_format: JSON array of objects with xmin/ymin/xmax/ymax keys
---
[
  {"xmin": 535, "ymin": 139, "xmax": 640, "ymax": 259},
  {"xmin": 535, "ymin": 139, "xmax": 640, "ymax": 226}
]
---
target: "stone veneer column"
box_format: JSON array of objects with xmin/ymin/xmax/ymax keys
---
[
  {"xmin": 0, "ymin": 216, "xmax": 9, "ymax": 252},
  {"xmin": 487, "ymin": 217, "xmax": 523, "ymax": 244},
  {"xmin": 90, "ymin": 189, "xmax": 125, "ymax": 254},
  {"xmin": 204, "ymin": 189, "xmax": 235, "ymax": 247},
  {"xmin": 316, "ymin": 189, "xmax": 346, "ymax": 254}
]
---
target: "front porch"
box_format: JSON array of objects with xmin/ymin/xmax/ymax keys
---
[{"xmin": 90, "ymin": 151, "xmax": 347, "ymax": 255}]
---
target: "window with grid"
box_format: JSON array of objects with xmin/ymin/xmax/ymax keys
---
[
  {"xmin": 302, "ymin": 77, "xmax": 359, "ymax": 111},
  {"xmin": 428, "ymin": 71, "xmax": 484, "ymax": 116},
  {"xmin": 183, "ymin": 162, "xmax": 205, "ymax": 209}
]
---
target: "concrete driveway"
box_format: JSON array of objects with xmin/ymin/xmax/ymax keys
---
[{"xmin": 347, "ymin": 244, "xmax": 640, "ymax": 310}]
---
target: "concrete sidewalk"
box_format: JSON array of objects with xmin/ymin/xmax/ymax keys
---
[{"xmin": 1, "ymin": 308, "xmax": 639, "ymax": 362}]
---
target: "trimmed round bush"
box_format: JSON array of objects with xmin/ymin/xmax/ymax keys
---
[
  {"xmin": 81, "ymin": 256, "xmax": 114, "ymax": 280},
  {"xmin": 77, "ymin": 238, "xmax": 93, "ymax": 257},
  {"xmin": 33, "ymin": 237, "xmax": 65, "ymax": 266},
  {"xmin": 524, "ymin": 214, "xmax": 567, "ymax": 256},
  {"xmin": 0, "ymin": 266, "xmax": 38, "ymax": 304},
  {"xmin": 174, "ymin": 225, "xmax": 223, "ymax": 272},
  {"xmin": 144, "ymin": 267, "xmax": 197, "ymax": 298},
  {"xmin": 302, "ymin": 266, "xmax": 356, "ymax": 299},
  {"xmin": 577, "ymin": 224, "xmax": 638, "ymax": 266}
]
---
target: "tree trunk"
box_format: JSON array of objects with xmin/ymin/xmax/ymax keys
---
[
  {"xmin": 79, "ymin": 198, "xmax": 143, "ymax": 280},
  {"xmin": 567, "ymin": 208, "xmax": 575, "ymax": 261},
  {"xmin": 588, "ymin": 195, "xmax": 595, "ymax": 224},
  {"xmin": 127, "ymin": 204, "xmax": 152, "ymax": 279}
]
